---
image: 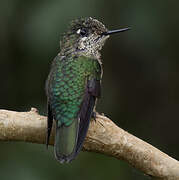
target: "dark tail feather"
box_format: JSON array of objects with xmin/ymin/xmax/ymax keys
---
[
  {"xmin": 57, "ymin": 92, "xmax": 95, "ymax": 162},
  {"xmin": 54, "ymin": 119, "xmax": 79, "ymax": 163},
  {"xmin": 54, "ymin": 94, "xmax": 94, "ymax": 163},
  {"xmin": 61, "ymin": 86, "xmax": 96, "ymax": 161}
]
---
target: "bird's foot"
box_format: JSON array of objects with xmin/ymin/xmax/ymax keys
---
[
  {"xmin": 91, "ymin": 111, "xmax": 97, "ymax": 121},
  {"xmin": 91, "ymin": 112, "xmax": 105, "ymax": 127}
]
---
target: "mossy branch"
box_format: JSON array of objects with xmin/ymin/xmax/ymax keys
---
[{"xmin": 0, "ymin": 108, "xmax": 179, "ymax": 180}]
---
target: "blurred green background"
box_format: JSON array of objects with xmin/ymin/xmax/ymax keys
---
[{"xmin": 1, "ymin": 0, "xmax": 179, "ymax": 179}]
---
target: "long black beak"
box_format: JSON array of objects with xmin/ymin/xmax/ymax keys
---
[{"xmin": 102, "ymin": 27, "xmax": 131, "ymax": 36}]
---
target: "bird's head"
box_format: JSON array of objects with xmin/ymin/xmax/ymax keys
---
[{"xmin": 60, "ymin": 17, "xmax": 130, "ymax": 58}]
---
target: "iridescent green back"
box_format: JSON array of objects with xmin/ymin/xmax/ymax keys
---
[{"xmin": 47, "ymin": 55, "xmax": 101, "ymax": 127}]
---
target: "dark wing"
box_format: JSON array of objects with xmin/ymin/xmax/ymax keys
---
[
  {"xmin": 45, "ymin": 70, "xmax": 54, "ymax": 148},
  {"xmin": 75, "ymin": 78, "xmax": 101, "ymax": 155},
  {"xmin": 46, "ymin": 102, "xmax": 53, "ymax": 148}
]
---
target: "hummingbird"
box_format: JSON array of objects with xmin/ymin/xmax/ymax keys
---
[{"xmin": 46, "ymin": 17, "xmax": 130, "ymax": 163}]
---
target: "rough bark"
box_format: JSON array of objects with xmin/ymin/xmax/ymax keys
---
[{"xmin": 0, "ymin": 108, "xmax": 179, "ymax": 180}]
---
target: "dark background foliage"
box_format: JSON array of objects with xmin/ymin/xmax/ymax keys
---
[{"xmin": 0, "ymin": 0, "xmax": 179, "ymax": 179}]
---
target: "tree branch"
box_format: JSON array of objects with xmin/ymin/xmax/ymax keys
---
[{"xmin": 0, "ymin": 108, "xmax": 178, "ymax": 179}]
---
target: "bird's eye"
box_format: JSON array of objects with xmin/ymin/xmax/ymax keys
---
[{"xmin": 76, "ymin": 28, "xmax": 87, "ymax": 36}]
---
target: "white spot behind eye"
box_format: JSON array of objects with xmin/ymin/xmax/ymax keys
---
[{"xmin": 76, "ymin": 29, "xmax": 81, "ymax": 34}]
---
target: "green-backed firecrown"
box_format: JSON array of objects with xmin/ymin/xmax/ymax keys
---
[{"xmin": 46, "ymin": 17, "xmax": 130, "ymax": 163}]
